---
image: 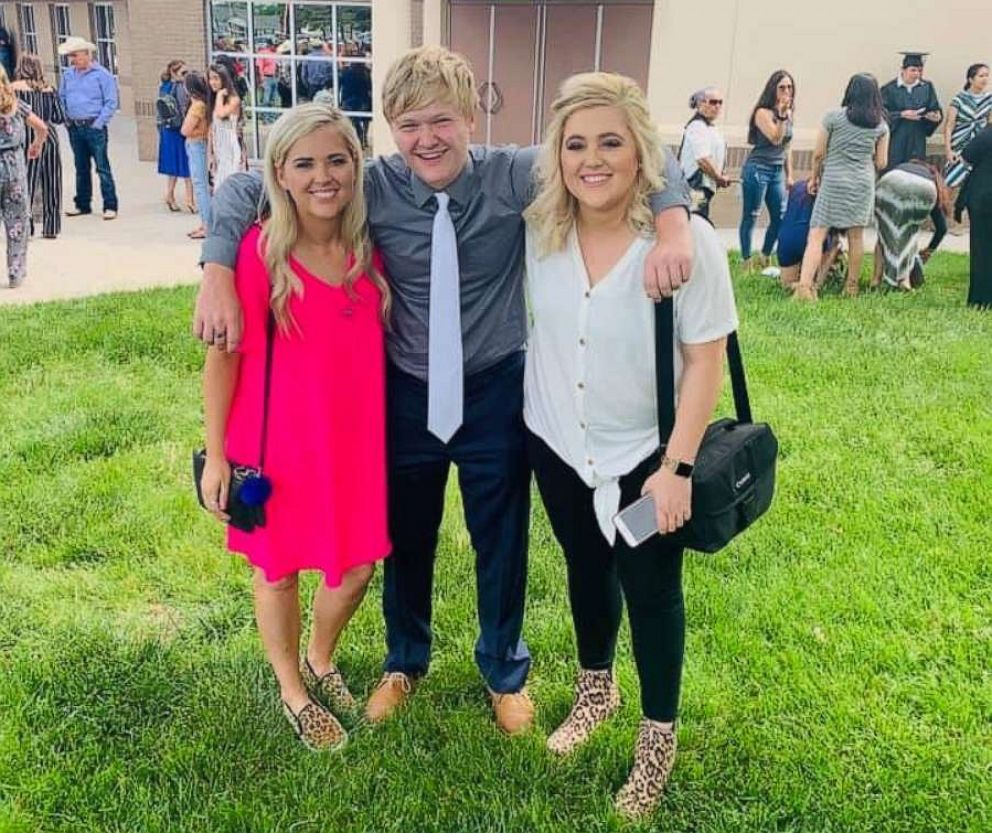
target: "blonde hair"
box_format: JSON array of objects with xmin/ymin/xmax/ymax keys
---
[
  {"xmin": 524, "ymin": 72, "xmax": 664, "ymax": 256},
  {"xmin": 260, "ymin": 103, "xmax": 390, "ymax": 329},
  {"xmin": 0, "ymin": 66, "xmax": 15, "ymax": 115},
  {"xmin": 382, "ymin": 46, "xmax": 479, "ymax": 122}
]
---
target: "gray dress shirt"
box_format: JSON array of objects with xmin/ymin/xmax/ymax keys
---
[{"xmin": 202, "ymin": 145, "xmax": 690, "ymax": 380}]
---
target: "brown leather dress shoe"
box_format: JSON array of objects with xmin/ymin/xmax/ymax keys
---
[
  {"xmin": 364, "ymin": 672, "xmax": 414, "ymax": 723},
  {"xmin": 490, "ymin": 688, "xmax": 535, "ymax": 735}
]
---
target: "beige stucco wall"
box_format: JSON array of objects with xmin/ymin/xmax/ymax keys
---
[
  {"xmin": 407, "ymin": 0, "xmax": 991, "ymax": 157},
  {"xmin": 370, "ymin": 0, "xmax": 414, "ymax": 155},
  {"xmin": 646, "ymin": 0, "xmax": 992, "ymax": 151}
]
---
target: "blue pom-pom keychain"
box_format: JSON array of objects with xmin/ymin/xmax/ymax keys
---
[{"xmin": 240, "ymin": 473, "xmax": 273, "ymax": 506}]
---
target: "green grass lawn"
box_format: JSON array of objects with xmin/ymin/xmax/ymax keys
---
[{"xmin": 1, "ymin": 255, "xmax": 990, "ymax": 833}]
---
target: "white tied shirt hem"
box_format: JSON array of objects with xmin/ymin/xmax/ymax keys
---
[{"xmin": 523, "ymin": 215, "xmax": 740, "ymax": 544}]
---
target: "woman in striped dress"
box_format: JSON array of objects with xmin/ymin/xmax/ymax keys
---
[
  {"xmin": 11, "ymin": 55, "xmax": 63, "ymax": 239},
  {"xmin": 794, "ymin": 74, "xmax": 888, "ymax": 300},
  {"xmin": 872, "ymin": 162, "xmax": 951, "ymax": 291},
  {"xmin": 943, "ymin": 64, "xmax": 991, "ymax": 189}
]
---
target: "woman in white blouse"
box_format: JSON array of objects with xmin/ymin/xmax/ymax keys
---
[
  {"xmin": 523, "ymin": 73, "xmax": 738, "ymax": 821},
  {"xmin": 678, "ymin": 86, "xmax": 732, "ymax": 218}
]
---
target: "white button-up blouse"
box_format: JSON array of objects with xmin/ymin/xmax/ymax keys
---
[{"xmin": 523, "ymin": 214, "xmax": 740, "ymax": 543}]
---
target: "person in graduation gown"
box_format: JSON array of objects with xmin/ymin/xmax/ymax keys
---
[
  {"xmin": 958, "ymin": 124, "xmax": 992, "ymax": 307},
  {"xmin": 881, "ymin": 52, "xmax": 942, "ymax": 170}
]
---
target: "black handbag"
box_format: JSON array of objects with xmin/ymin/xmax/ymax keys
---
[
  {"xmin": 193, "ymin": 312, "xmax": 275, "ymax": 533},
  {"xmin": 646, "ymin": 297, "xmax": 778, "ymax": 553}
]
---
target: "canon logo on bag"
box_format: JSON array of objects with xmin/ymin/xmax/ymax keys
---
[{"xmin": 735, "ymin": 472, "xmax": 752, "ymax": 490}]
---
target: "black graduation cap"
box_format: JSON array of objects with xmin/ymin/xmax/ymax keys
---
[{"xmin": 899, "ymin": 51, "xmax": 930, "ymax": 69}]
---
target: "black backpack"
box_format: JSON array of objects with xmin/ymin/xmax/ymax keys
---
[{"xmin": 156, "ymin": 84, "xmax": 183, "ymax": 130}]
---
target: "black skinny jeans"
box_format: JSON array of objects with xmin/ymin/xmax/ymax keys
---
[{"xmin": 527, "ymin": 431, "xmax": 685, "ymax": 722}]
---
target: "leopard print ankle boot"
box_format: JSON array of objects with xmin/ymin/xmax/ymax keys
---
[
  {"xmin": 546, "ymin": 669, "xmax": 621, "ymax": 755},
  {"xmin": 614, "ymin": 718, "xmax": 677, "ymax": 820}
]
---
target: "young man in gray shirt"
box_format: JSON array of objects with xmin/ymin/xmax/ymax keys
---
[{"xmin": 193, "ymin": 47, "xmax": 693, "ymax": 734}]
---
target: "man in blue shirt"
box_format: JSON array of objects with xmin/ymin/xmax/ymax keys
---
[{"xmin": 57, "ymin": 36, "xmax": 119, "ymax": 219}]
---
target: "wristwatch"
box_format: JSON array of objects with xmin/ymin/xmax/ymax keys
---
[{"xmin": 660, "ymin": 454, "xmax": 694, "ymax": 478}]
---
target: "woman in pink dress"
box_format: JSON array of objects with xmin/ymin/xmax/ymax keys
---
[{"xmin": 200, "ymin": 103, "xmax": 391, "ymax": 751}]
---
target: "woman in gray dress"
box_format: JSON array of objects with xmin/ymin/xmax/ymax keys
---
[
  {"xmin": 0, "ymin": 65, "xmax": 47, "ymax": 287},
  {"xmin": 795, "ymin": 74, "xmax": 889, "ymax": 300}
]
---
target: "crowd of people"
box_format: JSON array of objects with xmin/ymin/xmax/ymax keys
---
[
  {"xmin": 156, "ymin": 58, "xmax": 248, "ymax": 240},
  {"xmin": 0, "ymin": 33, "xmax": 119, "ymax": 288},
  {"xmin": 677, "ymin": 52, "xmax": 991, "ymax": 306},
  {"xmin": 155, "ymin": 50, "xmax": 372, "ymax": 242}
]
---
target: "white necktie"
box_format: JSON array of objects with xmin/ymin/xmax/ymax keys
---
[{"xmin": 427, "ymin": 192, "xmax": 463, "ymax": 443}]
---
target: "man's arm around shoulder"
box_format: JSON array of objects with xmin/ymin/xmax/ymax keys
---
[
  {"xmin": 644, "ymin": 148, "xmax": 694, "ymax": 299},
  {"xmin": 193, "ymin": 171, "xmax": 266, "ymax": 350}
]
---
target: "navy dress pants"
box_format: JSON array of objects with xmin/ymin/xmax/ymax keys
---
[{"xmin": 382, "ymin": 351, "xmax": 531, "ymax": 693}]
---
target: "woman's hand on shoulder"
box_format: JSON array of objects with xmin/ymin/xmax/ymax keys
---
[
  {"xmin": 200, "ymin": 455, "xmax": 232, "ymax": 522},
  {"xmin": 641, "ymin": 467, "xmax": 692, "ymax": 535}
]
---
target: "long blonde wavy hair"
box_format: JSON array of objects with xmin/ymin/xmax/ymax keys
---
[
  {"xmin": 0, "ymin": 66, "xmax": 16, "ymax": 115},
  {"xmin": 260, "ymin": 103, "xmax": 389, "ymax": 329},
  {"xmin": 524, "ymin": 72, "xmax": 665, "ymax": 256}
]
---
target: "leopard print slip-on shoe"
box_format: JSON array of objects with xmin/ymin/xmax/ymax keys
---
[
  {"xmin": 614, "ymin": 718, "xmax": 677, "ymax": 820},
  {"xmin": 301, "ymin": 658, "xmax": 358, "ymax": 714},
  {"xmin": 546, "ymin": 669, "xmax": 621, "ymax": 755},
  {"xmin": 282, "ymin": 698, "xmax": 348, "ymax": 751}
]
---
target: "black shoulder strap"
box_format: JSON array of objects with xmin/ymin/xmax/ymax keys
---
[
  {"xmin": 655, "ymin": 297, "xmax": 753, "ymax": 449},
  {"xmin": 258, "ymin": 310, "xmax": 276, "ymax": 471},
  {"xmin": 676, "ymin": 112, "xmax": 707, "ymax": 162}
]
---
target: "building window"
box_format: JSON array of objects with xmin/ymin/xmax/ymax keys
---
[
  {"xmin": 50, "ymin": 3, "xmax": 72, "ymax": 78},
  {"xmin": 208, "ymin": 1, "xmax": 373, "ymax": 159},
  {"xmin": 17, "ymin": 4, "xmax": 39, "ymax": 55},
  {"xmin": 90, "ymin": 2, "xmax": 118, "ymax": 75}
]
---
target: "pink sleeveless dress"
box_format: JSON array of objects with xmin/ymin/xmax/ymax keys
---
[{"xmin": 226, "ymin": 225, "xmax": 391, "ymax": 586}]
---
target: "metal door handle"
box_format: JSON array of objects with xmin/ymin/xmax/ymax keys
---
[{"xmin": 478, "ymin": 81, "xmax": 504, "ymax": 115}]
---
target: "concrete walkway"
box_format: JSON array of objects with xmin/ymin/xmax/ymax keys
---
[
  {"xmin": 1, "ymin": 116, "xmax": 202, "ymax": 307},
  {"xmin": 0, "ymin": 116, "xmax": 969, "ymax": 307}
]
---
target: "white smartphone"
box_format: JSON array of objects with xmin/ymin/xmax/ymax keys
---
[{"xmin": 613, "ymin": 494, "xmax": 660, "ymax": 548}]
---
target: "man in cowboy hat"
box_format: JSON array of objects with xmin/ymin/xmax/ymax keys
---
[{"xmin": 58, "ymin": 35, "xmax": 119, "ymax": 219}]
